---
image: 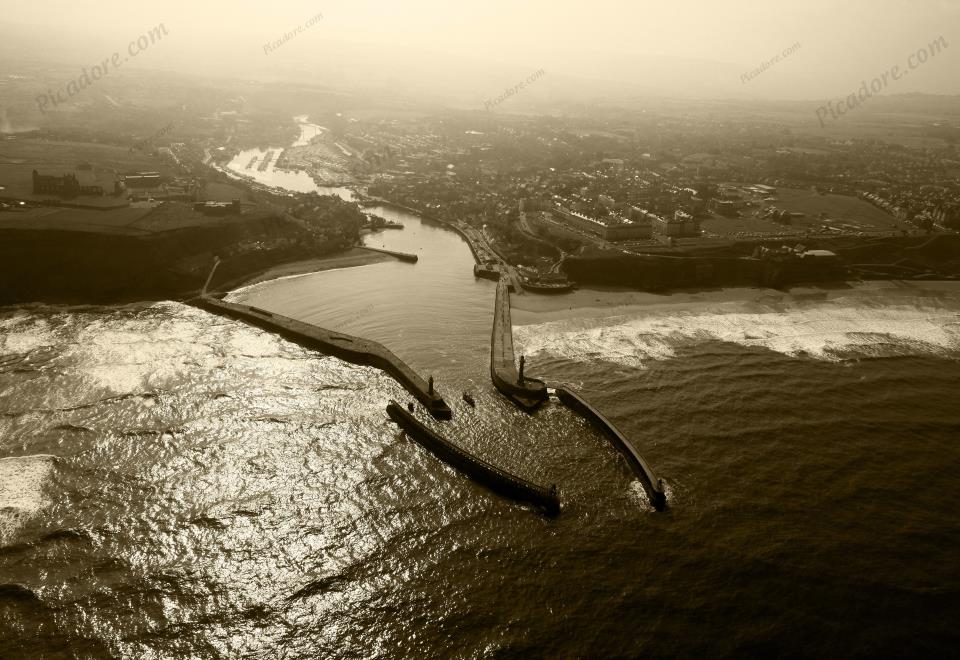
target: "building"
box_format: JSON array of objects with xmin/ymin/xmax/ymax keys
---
[
  {"xmin": 654, "ymin": 213, "xmax": 685, "ymax": 237},
  {"xmin": 520, "ymin": 198, "xmax": 553, "ymax": 213},
  {"xmin": 553, "ymin": 204, "xmax": 607, "ymax": 235},
  {"xmin": 32, "ymin": 169, "xmax": 106, "ymax": 197},
  {"xmin": 674, "ymin": 210, "xmax": 699, "ymax": 236},
  {"xmin": 553, "ymin": 201, "xmax": 652, "ymax": 241},
  {"xmin": 933, "ymin": 203, "xmax": 960, "ymax": 229},
  {"xmin": 603, "ymin": 215, "xmax": 651, "ymax": 240},
  {"xmin": 123, "ymin": 172, "xmax": 162, "ymax": 188},
  {"xmin": 625, "ymin": 206, "xmax": 659, "ymax": 239},
  {"xmin": 712, "ymin": 199, "xmax": 741, "ymax": 217},
  {"xmin": 194, "ymin": 199, "xmax": 242, "ymax": 216}
]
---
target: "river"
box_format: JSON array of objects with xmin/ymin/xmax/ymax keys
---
[{"xmin": 219, "ymin": 115, "xmax": 356, "ymax": 201}]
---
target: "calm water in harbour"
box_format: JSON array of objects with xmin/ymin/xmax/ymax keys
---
[{"xmin": 2, "ymin": 206, "xmax": 960, "ymax": 657}]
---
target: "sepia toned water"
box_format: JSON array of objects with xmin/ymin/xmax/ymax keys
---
[{"xmin": 2, "ymin": 207, "xmax": 960, "ymax": 658}]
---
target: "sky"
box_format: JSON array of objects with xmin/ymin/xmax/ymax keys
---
[{"xmin": 1, "ymin": 0, "xmax": 958, "ymax": 104}]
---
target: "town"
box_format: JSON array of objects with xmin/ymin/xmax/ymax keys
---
[{"xmin": 2, "ymin": 68, "xmax": 959, "ymax": 304}]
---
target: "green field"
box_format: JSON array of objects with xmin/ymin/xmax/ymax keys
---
[
  {"xmin": 0, "ymin": 138, "xmax": 255, "ymax": 234},
  {"xmin": 700, "ymin": 212, "xmax": 799, "ymax": 238},
  {"xmin": 0, "ymin": 206, "xmax": 153, "ymax": 234},
  {"xmin": 0, "ymin": 138, "xmax": 175, "ymax": 202},
  {"xmin": 775, "ymin": 188, "xmax": 900, "ymax": 231},
  {"xmin": 699, "ymin": 187, "xmax": 901, "ymax": 239}
]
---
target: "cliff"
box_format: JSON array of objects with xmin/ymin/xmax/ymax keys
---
[{"xmin": 0, "ymin": 214, "xmax": 328, "ymax": 305}]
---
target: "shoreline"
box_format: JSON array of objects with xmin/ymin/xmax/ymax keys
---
[
  {"xmin": 510, "ymin": 279, "xmax": 960, "ymax": 326},
  {"xmin": 221, "ymin": 247, "xmax": 391, "ymax": 292}
]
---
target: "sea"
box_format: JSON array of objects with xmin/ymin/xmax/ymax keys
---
[{"xmin": 2, "ymin": 164, "xmax": 960, "ymax": 657}]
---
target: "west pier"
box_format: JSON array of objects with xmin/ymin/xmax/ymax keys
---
[
  {"xmin": 193, "ymin": 296, "xmax": 452, "ymax": 419},
  {"xmin": 361, "ymin": 246, "xmax": 418, "ymax": 263}
]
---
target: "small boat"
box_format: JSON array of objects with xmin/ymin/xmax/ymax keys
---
[{"xmin": 462, "ymin": 392, "xmax": 476, "ymax": 407}]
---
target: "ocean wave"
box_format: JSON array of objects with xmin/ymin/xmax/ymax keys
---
[
  {"xmin": 0, "ymin": 316, "xmax": 56, "ymax": 354},
  {"xmin": 514, "ymin": 300, "xmax": 960, "ymax": 368},
  {"xmin": 0, "ymin": 454, "xmax": 56, "ymax": 546}
]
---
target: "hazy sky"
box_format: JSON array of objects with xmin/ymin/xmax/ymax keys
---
[{"xmin": 2, "ymin": 0, "xmax": 958, "ymax": 104}]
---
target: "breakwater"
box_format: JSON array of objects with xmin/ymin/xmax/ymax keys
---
[
  {"xmin": 361, "ymin": 246, "xmax": 419, "ymax": 263},
  {"xmin": 193, "ymin": 296, "xmax": 452, "ymax": 419},
  {"xmin": 555, "ymin": 387, "xmax": 666, "ymax": 510},
  {"xmin": 490, "ymin": 279, "xmax": 548, "ymax": 411},
  {"xmin": 386, "ymin": 401, "xmax": 561, "ymax": 516}
]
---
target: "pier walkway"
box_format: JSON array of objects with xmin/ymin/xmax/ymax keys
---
[
  {"xmin": 554, "ymin": 387, "xmax": 666, "ymax": 510},
  {"xmin": 490, "ymin": 280, "xmax": 548, "ymax": 411},
  {"xmin": 193, "ymin": 296, "xmax": 452, "ymax": 419}
]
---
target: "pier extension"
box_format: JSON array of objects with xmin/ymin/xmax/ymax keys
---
[
  {"xmin": 490, "ymin": 279, "xmax": 548, "ymax": 411},
  {"xmin": 361, "ymin": 246, "xmax": 418, "ymax": 263},
  {"xmin": 386, "ymin": 401, "xmax": 560, "ymax": 516},
  {"xmin": 194, "ymin": 296, "xmax": 452, "ymax": 419},
  {"xmin": 555, "ymin": 387, "xmax": 666, "ymax": 510}
]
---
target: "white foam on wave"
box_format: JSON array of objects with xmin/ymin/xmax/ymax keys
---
[
  {"xmin": 63, "ymin": 304, "xmax": 300, "ymax": 393},
  {"xmin": 69, "ymin": 314, "xmax": 222, "ymax": 393},
  {"xmin": 0, "ymin": 455, "xmax": 56, "ymax": 545},
  {"xmin": 0, "ymin": 315, "xmax": 56, "ymax": 354},
  {"xmin": 514, "ymin": 299, "xmax": 960, "ymax": 368}
]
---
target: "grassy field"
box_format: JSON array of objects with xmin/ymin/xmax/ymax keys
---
[
  {"xmin": 702, "ymin": 187, "xmax": 901, "ymax": 239},
  {"xmin": 204, "ymin": 181, "xmax": 250, "ymax": 202},
  {"xmin": 0, "ymin": 138, "xmax": 169, "ymax": 172},
  {"xmin": 775, "ymin": 188, "xmax": 899, "ymax": 231},
  {"xmin": 0, "ymin": 206, "xmax": 153, "ymax": 234},
  {"xmin": 0, "ymin": 138, "xmax": 175, "ymax": 202},
  {"xmin": 0, "ymin": 138, "xmax": 251, "ymax": 234},
  {"xmin": 700, "ymin": 212, "xmax": 799, "ymax": 238}
]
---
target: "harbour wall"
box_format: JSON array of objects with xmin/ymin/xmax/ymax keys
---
[
  {"xmin": 555, "ymin": 387, "xmax": 666, "ymax": 510},
  {"xmin": 361, "ymin": 246, "xmax": 418, "ymax": 263},
  {"xmin": 387, "ymin": 402, "xmax": 560, "ymax": 516},
  {"xmin": 193, "ymin": 296, "xmax": 452, "ymax": 419}
]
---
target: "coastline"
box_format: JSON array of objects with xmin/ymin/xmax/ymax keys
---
[
  {"xmin": 510, "ymin": 279, "xmax": 960, "ymax": 326},
  {"xmin": 221, "ymin": 247, "xmax": 391, "ymax": 292}
]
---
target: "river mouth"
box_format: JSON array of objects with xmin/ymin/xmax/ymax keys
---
[{"xmin": 4, "ymin": 121, "xmax": 960, "ymax": 658}]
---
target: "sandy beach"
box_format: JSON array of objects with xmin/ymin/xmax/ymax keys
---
[
  {"xmin": 230, "ymin": 247, "xmax": 392, "ymax": 290},
  {"xmin": 510, "ymin": 280, "xmax": 960, "ymax": 325}
]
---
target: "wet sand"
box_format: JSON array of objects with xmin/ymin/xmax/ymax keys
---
[
  {"xmin": 231, "ymin": 248, "xmax": 392, "ymax": 290},
  {"xmin": 511, "ymin": 280, "xmax": 960, "ymax": 325}
]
